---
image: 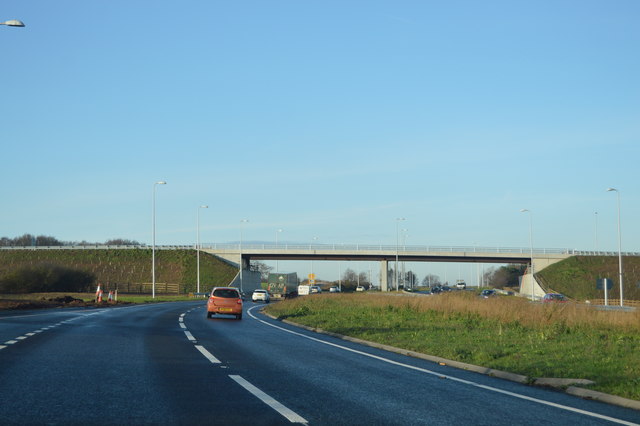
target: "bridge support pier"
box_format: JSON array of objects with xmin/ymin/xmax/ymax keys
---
[{"xmin": 380, "ymin": 260, "xmax": 389, "ymax": 292}]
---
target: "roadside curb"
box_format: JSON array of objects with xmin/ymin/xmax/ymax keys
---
[{"xmin": 263, "ymin": 312, "xmax": 640, "ymax": 411}]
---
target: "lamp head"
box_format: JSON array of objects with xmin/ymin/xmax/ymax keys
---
[{"xmin": 2, "ymin": 20, "xmax": 25, "ymax": 27}]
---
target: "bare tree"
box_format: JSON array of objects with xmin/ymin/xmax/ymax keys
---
[
  {"xmin": 105, "ymin": 239, "xmax": 141, "ymax": 245},
  {"xmin": 421, "ymin": 274, "xmax": 441, "ymax": 287},
  {"xmin": 250, "ymin": 261, "xmax": 273, "ymax": 282}
]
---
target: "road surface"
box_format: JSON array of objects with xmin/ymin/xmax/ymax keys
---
[{"xmin": 0, "ymin": 301, "xmax": 638, "ymax": 425}]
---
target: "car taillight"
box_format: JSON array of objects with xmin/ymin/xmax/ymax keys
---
[{"xmin": 237, "ymin": 299, "xmax": 242, "ymax": 304}]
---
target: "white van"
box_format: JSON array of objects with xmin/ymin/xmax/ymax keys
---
[{"xmin": 298, "ymin": 285, "xmax": 311, "ymax": 296}]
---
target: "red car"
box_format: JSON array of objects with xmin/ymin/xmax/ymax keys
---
[
  {"xmin": 542, "ymin": 293, "xmax": 567, "ymax": 303},
  {"xmin": 207, "ymin": 287, "xmax": 243, "ymax": 319}
]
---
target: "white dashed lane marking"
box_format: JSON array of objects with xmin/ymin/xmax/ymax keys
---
[
  {"xmin": 229, "ymin": 375, "xmax": 308, "ymax": 424},
  {"xmin": 194, "ymin": 345, "xmax": 221, "ymax": 364},
  {"xmin": 180, "ymin": 308, "xmax": 308, "ymax": 424}
]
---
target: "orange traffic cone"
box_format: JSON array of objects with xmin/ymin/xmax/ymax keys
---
[
  {"xmin": 98, "ymin": 289, "xmax": 103, "ymax": 303},
  {"xmin": 95, "ymin": 284, "xmax": 101, "ymax": 302}
]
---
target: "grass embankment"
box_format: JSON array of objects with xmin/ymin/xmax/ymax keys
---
[
  {"xmin": 537, "ymin": 256, "xmax": 640, "ymax": 302},
  {"xmin": 0, "ymin": 249, "xmax": 238, "ymax": 294},
  {"xmin": 265, "ymin": 292, "xmax": 640, "ymax": 400}
]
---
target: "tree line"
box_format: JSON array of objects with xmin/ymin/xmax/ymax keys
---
[
  {"xmin": 250, "ymin": 260, "xmax": 526, "ymax": 291},
  {"xmin": 0, "ymin": 234, "xmax": 141, "ymax": 247}
]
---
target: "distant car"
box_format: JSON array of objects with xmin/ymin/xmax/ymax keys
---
[
  {"xmin": 251, "ymin": 289, "xmax": 270, "ymax": 303},
  {"xmin": 310, "ymin": 285, "xmax": 322, "ymax": 294},
  {"xmin": 480, "ymin": 289, "xmax": 496, "ymax": 298},
  {"xmin": 355, "ymin": 286, "xmax": 365, "ymax": 292},
  {"xmin": 207, "ymin": 287, "xmax": 243, "ymax": 319},
  {"xmin": 329, "ymin": 286, "xmax": 341, "ymax": 293},
  {"xmin": 542, "ymin": 293, "xmax": 567, "ymax": 303}
]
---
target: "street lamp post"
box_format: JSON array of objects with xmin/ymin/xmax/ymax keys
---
[
  {"xmin": 152, "ymin": 181, "xmax": 167, "ymax": 299},
  {"xmin": 401, "ymin": 229, "xmax": 408, "ymax": 289},
  {"xmin": 196, "ymin": 205, "xmax": 208, "ymax": 294},
  {"xmin": 607, "ymin": 188, "xmax": 624, "ymax": 307},
  {"xmin": 1, "ymin": 19, "xmax": 25, "ymax": 27},
  {"xmin": 520, "ymin": 209, "xmax": 534, "ymax": 301},
  {"xmin": 239, "ymin": 219, "xmax": 248, "ymax": 293},
  {"xmin": 594, "ymin": 211, "xmax": 599, "ymax": 252},
  {"xmin": 395, "ymin": 218, "xmax": 405, "ymax": 291},
  {"xmin": 275, "ymin": 228, "xmax": 283, "ymax": 273}
]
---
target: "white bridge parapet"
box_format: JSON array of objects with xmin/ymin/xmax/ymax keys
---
[{"xmin": 202, "ymin": 244, "xmax": 583, "ymax": 294}]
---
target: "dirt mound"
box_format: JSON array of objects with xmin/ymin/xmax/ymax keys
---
[
  {"xmin": 0, "ymin": 299, "xmax": 65, "ymax": 310},
  {"xmin": 0, "ymin": 296, "xmax": 129, "ymax": 310},
  {"xmin": 47, "ymin": 296, "xmax": 84, "ymax": 304}
]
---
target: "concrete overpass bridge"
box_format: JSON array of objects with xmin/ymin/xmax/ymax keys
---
[
  {"xmin": 5, "ymin": 243, "xmax": 634, "ymax": 298},
  {"xmin": 201, "ymin": 243, "xmax": 587, "ymax": 296}
]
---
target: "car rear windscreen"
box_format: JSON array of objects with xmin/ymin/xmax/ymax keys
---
[{"xmin": 213, "ymin": 289, "xmax": 239, "ymax": 298}]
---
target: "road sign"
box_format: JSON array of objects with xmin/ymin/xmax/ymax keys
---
[
  {"xmin": 308, "ymin": 274, "xmax": 315, "ymax": 280},
  {"xmin": 596, "ymin": 278, "xmax": 613, "ymax": 290}
]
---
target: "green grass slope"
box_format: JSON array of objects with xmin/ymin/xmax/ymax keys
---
[
  {"xmin": 0, "ymin": 249, "xmax": 237, "ymax": 294},
  {"xmin": 537, "ymin": 256, "xmax": 640, "ymax": 301}
]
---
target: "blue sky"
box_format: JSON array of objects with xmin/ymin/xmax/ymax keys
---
[{"xmin": 2, "ymin": 1, "xmax": 638, "ymax": 282}]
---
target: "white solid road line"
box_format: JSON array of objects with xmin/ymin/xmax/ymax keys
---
[
  {"xmin": 229, "ymin": 375, "xmax": 308, "ymax": 424},
  {"xmin": 194, "ymin": 345, "xmax": 221, "ymax": 364},
  {"xmin": 247, "ymin": 306, "xmax": 637, "ymax": 426}
]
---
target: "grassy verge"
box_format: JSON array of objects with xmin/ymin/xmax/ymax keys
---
[{"xmin": 264, "ymin": 292, "xmax": 640, "ymax": 401}]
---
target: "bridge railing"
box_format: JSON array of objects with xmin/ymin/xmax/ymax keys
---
[
  {"xmin": 201, "ymin": 243, "xmax": 626, "ymax": 256},
  {"xmin": 1, "ymin": 244, "xmax": 638, "ymax": 256}
]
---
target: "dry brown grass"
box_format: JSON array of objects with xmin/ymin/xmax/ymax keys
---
[{"xmin": 336, "ymin": 292, "xmax": 640, "ymax": 331}]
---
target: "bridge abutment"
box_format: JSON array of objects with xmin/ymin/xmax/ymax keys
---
[{"xmin": 380, "ymin": 260, "xmax": 389, "ymax": 291}]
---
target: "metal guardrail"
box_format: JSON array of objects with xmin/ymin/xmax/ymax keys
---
[
  {"xmin": 588, "ymin": 299, "xmax": 640, "ymax": 308},
  {"xmin": 205, "ymin": 243, "xmax": 571, "ymax": 254},
  {"xmin": 203, "ymin": 244, "xmax": 640, "ymax": 256},
  {"xmin": 0, "ymin": 244, "xmax": 638, "ymax": 256}
]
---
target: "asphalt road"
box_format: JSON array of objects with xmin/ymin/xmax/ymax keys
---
[{"xmin": 0, "ymin": 301, "xmax": 639, "ymax": 425}]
